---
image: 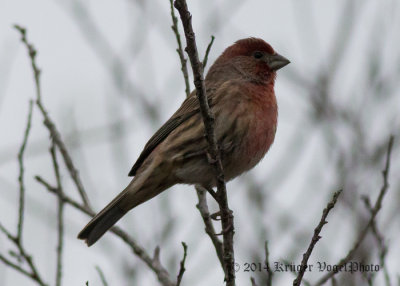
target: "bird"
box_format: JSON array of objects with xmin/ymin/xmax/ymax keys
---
[{"xmin": 78, "ymin": 37, "xmax": 290, "ymax": 246}]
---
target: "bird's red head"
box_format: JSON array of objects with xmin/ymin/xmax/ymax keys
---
[
  {"xmin": 208, "ymin": 37, "xmax": 290, "ymax": 84},
  {"xmin": 221, "ymin": 38, "xmax": 275, "ymax": 59}
]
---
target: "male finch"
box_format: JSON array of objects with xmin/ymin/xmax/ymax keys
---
[{"xmin": 78, "ymin": 38, "xmax": 290, "ymax": 246}]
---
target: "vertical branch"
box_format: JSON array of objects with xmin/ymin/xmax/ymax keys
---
[
  {"xmin": 0, "ymin": 99, "xmax": 47, "ymax": 286},
  {"xmin": 264, "ymin": 241, "xmax": 273, "ymax": 286},
  {"xmin": 168, "ymin": 0, "xmax": 223, "ymax": 276},
  {"xmin": 173, "ymin": 1, "xmax": 235, "ymax": 285},
  {"xmin": 202, "ymin": 36, "xmax": 215, "ymax": 69},
  {"xmin": 195, "ymin": 186, "xmax": 225, "ymax": 272},
  {"xmin": 176, "ymin": 242, "xmax": 188, "ymax": 286},
  {"xmin": 16, "ymin": 100, "xmax": 34, "ymax": 242},
  {"xmin": 14, "ymin": 25, "xmax": 91, "ymax": 209},
  {"xmin": 169, "ymin": 0, "xmax": 191, "ymax": 98},
  {"xmin": 50, "ymin": 144, "xmax": 64, "ymax": 286}
]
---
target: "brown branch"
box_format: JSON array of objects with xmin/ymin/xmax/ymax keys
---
[
  {"xmin": 173, "ymin": 1, "xmax": 235, "ymax": 285},
  {"xmin": 315, "ymin": 135, "xmax": 394, "ymax": 286},
  {"xmin": 34, "ymin": 176, "xmax": 175, "ymax": 286},
  {"xmin": 16, "ymin": 99, "xmax": 34, "ymax": 242},
  {"xmin": 195, "ymin": 186, "xmax": 225, "ymax": 273},
  {"xmin": 293, "ymin": 190, "xmax": 342, "ymax": 286},
  {"xmin": 169, "ymin": 0, "xmax": 191, "ymax": 98},
  {"xmin": 176, "ymin": 242, "xmax": 188, "ymax": 286},
  {"xmin": 168, "ymin": 3, "xmax": 223, "ymax": 281},
  {"xmin": 14, "ymin": 24, "xmax": 91, "ymax": 209}
]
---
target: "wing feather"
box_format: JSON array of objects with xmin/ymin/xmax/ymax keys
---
[{"xmin": 128, "ymin": 93, "xmax": 201, "ymax": 176}]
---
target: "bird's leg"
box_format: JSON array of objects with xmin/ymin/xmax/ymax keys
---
[{"xmin": 215, "ymin": 209, "xmax": 234, "ymax": 236}]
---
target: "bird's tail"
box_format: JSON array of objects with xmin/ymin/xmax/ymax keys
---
[{"xmin": 78, "ymin": 172, "xmax": 170, "ymax": 246}]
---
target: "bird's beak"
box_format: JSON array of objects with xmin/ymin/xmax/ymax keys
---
[{"xmin": 266, "ymin": 53, "xmax": 290, "ymax": 71}]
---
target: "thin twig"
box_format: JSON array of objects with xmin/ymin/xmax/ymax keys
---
[
  {"xmin": 0, "ymin": 96, "xmax": 47, "ymax": 285},
  {"xmin": 250, "ymin": 277, "xmax": 259, "ymax": 286},
  {"xmin": 202, "ymin": 35, "xmax": 215, "ymax": 69},
  {"xmin": 195, "ymin": 185, "xmax": 225, "ymax": 273},
  {"xmin": 95, "ymin": 266, "xmax": 109, "ymax": 286},
  {"xmin": 176, "ymin": 242, "xmax": 188, "ymax": 286},
  {"xmin": 0, "ymin": 254, "xmax": 38, "ymax": 282},
  {"xmin": 34, "ymin": 176, "xmax": 175, "ymax": 286},
  {"xmin": 173, "ymin": 2, "xmax": 235, "ymax": 285},
  {"xmin": 264, "ymin": 241, "xmax": 273, "ymax": 286},
  {"xmin": 16, "ymin": 100, "xmax": 34, "ymax": 242},
  {"xmin": 315, "ymin": 135, "xmax": 394, "ymax": 286},
  {"xmin": 0, "ymin": 224, "xmax": 48, "ymax": 286},
  {"xmin": 50, "ymin": 143, "xmax": 65, "ymax": 286},
  {"xmin": 362, "ymin": 196, "xmax": 391, "ymax": 286},
  {"xmin": 293, "ymin": 190, "xmax": 342, "ymax": 286},
  {"xmin": 14, "ymin": 24, "xmax": 91, "ymax": 209},
  {"xmin": 169, "ymin": 0, "xmax": 191, "ymax": 98}
]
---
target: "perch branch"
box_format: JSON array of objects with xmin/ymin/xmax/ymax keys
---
[{"xmin": 173, "ymin": 1, "xmax": 235, "ymax": 285}]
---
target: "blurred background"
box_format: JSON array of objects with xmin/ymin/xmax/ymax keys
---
[{"xmin": 0, "ymin": 0, "xmax": 399, "ymax": 285}]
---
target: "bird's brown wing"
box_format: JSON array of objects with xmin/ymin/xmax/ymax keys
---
[{"xmin": 128, "ymin": 92, "xmax": 209, "ymax": 176}]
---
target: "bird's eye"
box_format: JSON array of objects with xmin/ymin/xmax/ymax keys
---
[{"xmin": 253, "ymin": 51, "xmax": 263, "ymax": 59}]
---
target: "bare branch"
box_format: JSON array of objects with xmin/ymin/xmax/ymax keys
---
[
  {"xmin": 16, "ymin": 99, "xmax": 34, "ymax": 242},
  {"xmin": 0, "ymin": 254, "xmax": 39, "ymax": 283},
  {"xmin": 195, "ymin": 186, "xmax": 225, "ymax": 273},
  {"xmin": 315, "ymin": 135, "xmax": 394, "ymax": 285},
  {"xmin": 0, "ymin": 95, "xmax": 47, "ymax": 285},
  {"xmin": 50, "ymin": 144, "xmax": 65, "ymax": 286},
  {"xmin": 34, "ymin": 176, "xmax": 175, "ymax": 286},
  {"xmin": 0, "ymin": 222, "xmax": 48, "ymax": 286},
  {"xmin": 95, "ymin": 265, "xmax": 109, "ymax": 286},
  {"xmin": 169, "ymin": 0, "xmax": 191, "ymax": 98},
  {"xmin": 173, "ymin": 1, "xmax": 235, "ymax": 285},
  {"xmin": 264, "ymin": 241, "xmax": 273, "ymax": 286},
  {"xmin": 250, "ymin": 277, "xmax": 259, "ymax": 286},
  {"xmin": 362, "ymin": 196, "xmax": 391, "ymax": 286},
  {"xmin": 202, "ymin": 35, "xmax": 215, "ymax": 69},
  {"xmin": 176, "ymin": 242, "xmax": 188, "ymax": 286},
  {"xmin": 293, "ymin": 190, "xmax": 342, "ymax": 286},
  {"xmin": 14, "ymin": 24, "xmax": 91, "ymax": 208}
]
